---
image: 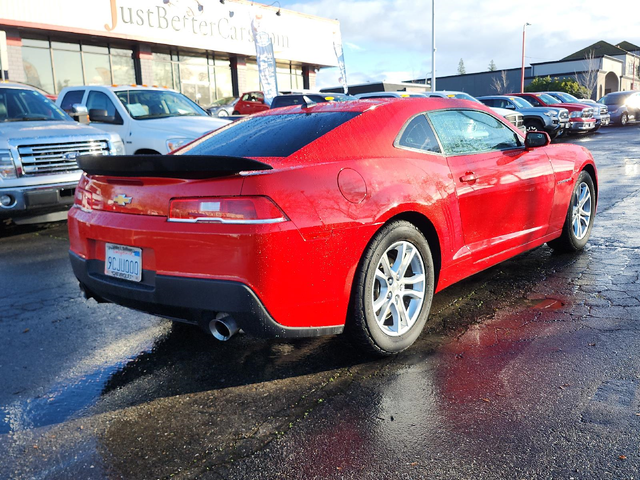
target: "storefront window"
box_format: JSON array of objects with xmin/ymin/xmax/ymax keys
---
[
  {"xmin": 83, "ymin": 52, "xmax": 111, "ymax": 85},
  {"xmin": 244, "ymin": 60, "xmax": 260, "ymax": 92},
  {"xmin": 180, "ymin": 55, "xmax": 210, "ymax": 105},
  {"xmin": 276, "ymin": 62, "xmax": 292, "ymax": 92},
  {"xmin": 53, "ymin": 49, "xmax": 84, "ymax": 92},
  {"xmin": 22, "ymin": 37, "xmax": 135, "ymax": 93},
  {"xmin": 211, "ymin": 56, "xmax": 233, "ymax": 100},
  {"xmin": 22, "ymin": 46, "xmax": 55, "ymax": 94}
]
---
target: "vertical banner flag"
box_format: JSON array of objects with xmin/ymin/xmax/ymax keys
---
[
  {"xmin": 333, "ymin": 31, "xmax": 348, "ymax": 94},
  {"xmin": 251, "ymin": 13, "xmax": 278, "ymax": 105}
]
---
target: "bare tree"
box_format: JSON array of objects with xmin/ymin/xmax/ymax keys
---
[
  {"xmin": 491, "ymin": 70, "xmax": 510, "ymax": 94},
  {"xmin": 575, "ymin": 49, "xmax": 599, "ymax": 99}
]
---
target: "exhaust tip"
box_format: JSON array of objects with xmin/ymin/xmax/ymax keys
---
[{"xmin": 209, "ymin": 313, "xmax": 239, "ymax": 341}]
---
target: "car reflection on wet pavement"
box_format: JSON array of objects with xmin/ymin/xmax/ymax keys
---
[{"xmin": 2, "ymin": 127, "xmax": 640, "ymax": 479}]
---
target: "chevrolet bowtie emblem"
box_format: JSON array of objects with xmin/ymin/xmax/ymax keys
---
[{"xmin": 113, "ymin": 194, "xmax": 132, "ymax": 206}]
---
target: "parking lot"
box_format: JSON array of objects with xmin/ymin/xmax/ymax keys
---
[{"xmin": 2, "ymin": 125, "xmax": 640, "ymax": 479}]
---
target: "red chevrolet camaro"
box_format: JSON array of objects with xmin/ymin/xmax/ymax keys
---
[{"xmin": 68, "ymin": 98, "xmax": 597, "ymax": 355}]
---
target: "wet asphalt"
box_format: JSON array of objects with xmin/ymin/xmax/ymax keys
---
[{"xmin": 1, "ymin": 126, "xmax": 640, "ymax": 479}]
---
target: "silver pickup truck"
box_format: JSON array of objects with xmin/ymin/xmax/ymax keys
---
[{"xmin": 0, "ymin": 83, "xmax": 124, "ymax": 225}]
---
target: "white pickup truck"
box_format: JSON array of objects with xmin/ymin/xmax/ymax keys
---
[
  {"xmin": 0, "ymin": 82, "xmax": 124, "ymax": 225},
  {"xmin": 57, "ymin": 85, "xmax": 230, "ymax": 155}
]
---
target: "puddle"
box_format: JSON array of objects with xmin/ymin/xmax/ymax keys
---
[{"xmin": 0, "ymin": 331, "xmax": 166, "ymax": 434}]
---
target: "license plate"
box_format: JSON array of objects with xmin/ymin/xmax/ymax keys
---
[{"xmin": 105, "ymin": 243, "xmax": 142, "ymax": 282}]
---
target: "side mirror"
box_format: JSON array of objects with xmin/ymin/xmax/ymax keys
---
[
  {"xmin": 89, "ymin": 108, "xmax": 118, "ymax": 124},
  {"xmin": 524, "ymin": 131, "xmax": 550, "ymax": 148},
  {"xmin": 505, "ymin": 104, "xmax": 516, "ymax": 110},
  {"xmin": 70, "ymin": 104, "xmax": 89, "ymax": 124}
]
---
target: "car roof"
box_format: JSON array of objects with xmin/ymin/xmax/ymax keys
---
[
  {"xmin": 0, "ymin": 81, "xmax": 38, "ymax": 90},
  {"xmin": 60, "ymin": 84, "xmax": 179, "ymax": 93}
]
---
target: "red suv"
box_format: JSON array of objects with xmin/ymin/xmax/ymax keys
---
[
  {"xmin": 233, "ymin": 91, "xmax": 270, "ymax": 115},
  {"xmin": 509, "ymin": 92, "xmax": 597, "ymax": 133}
]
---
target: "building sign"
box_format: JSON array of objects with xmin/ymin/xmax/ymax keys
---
[{"xmin": 0, "ymin": 0, "xmax": 340, "ymax": 67}]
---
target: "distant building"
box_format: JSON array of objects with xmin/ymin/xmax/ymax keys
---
[
  {"xmin": 0, "ymin": 0, "xmax": 341, "ymax": 105},
  {"xmin": 405, "ymin": 40, "xmax": 640, "ymax": 99},
  {"xmin": 323, "ymin": 41, "xmax": 640, "ymax": 100}
]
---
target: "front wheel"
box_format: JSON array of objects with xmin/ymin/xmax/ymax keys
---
[
  {"xmin": 547, "ymin": 171, "xmax": 596, "ymax": 253},
  {"xmin": 348, "ymin": 220, "xmax": 435, "ymax": 356},
  {"xmin": 620, "ymin": 112, "xmax": 629, "ymax": 126}
]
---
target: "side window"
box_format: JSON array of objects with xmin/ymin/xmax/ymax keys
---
[
  {"xmin": 242, "ymin": 93, "xmax": 251, "ymax": 101},
  {"xmin": 60, "ymin": 90, "xmax": 84, "ymax": 112},
  {"xmin": 396, "ymin": 114, "xmax": 441, "ymax": 153},
  {"xmin": 86, "ymin": 91, "xmax": 122, "ymax": 124},
  {"xmin": 427, "ymin": 109, "xmax": 521, "ymax": 155},
  {"xmin": 255, "ymin": 92, "xmax": 265, "ymax": 103},
  {"xmin": 481, "ymin": 99, "xmax": 496, "ymax": 107},
  {"xmin": 525, "ymin": 96, "xmax": 542, "ymax": 107}
]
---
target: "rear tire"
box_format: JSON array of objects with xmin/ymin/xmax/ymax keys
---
[
  {"xmin": 547, "ymin": 171, "xmax": 596, "ymax": 253},
  {"xmin": 348, "ymin": 220, "xmax": 435, "ymax": 356}
]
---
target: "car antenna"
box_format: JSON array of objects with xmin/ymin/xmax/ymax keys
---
[{"xmin": 301, "ymin": 95, "xmax": 317, "ymax": 109}]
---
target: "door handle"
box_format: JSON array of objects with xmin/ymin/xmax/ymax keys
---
[{"xmin": 460, "ymin": 172, "xmax": 478, "ymax": 183}]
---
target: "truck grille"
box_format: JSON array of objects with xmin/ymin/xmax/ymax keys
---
[
  {"xmin": 18, "ymin": 140, "xmax": 110, "ymax": 175},
  {"xmin": 504, "ymin": 113, "xmax": 524, "ymax": 129}
]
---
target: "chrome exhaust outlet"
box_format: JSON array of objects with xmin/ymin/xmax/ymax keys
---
[{"xmin": 209, "ymin": 313, "xmax": 239, "ymax": 341}]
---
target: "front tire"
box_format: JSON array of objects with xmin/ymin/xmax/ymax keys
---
[
  {"xmin": 620, "ymin": 112, "xmax": 629, "ymax": 126},
  {"xmin": 547, "ymin": 171, "xmax": 596, "ymax": 253},
  {"xmin": 348, "ymin": 220, "xmax": 435, "ymax": 356}
]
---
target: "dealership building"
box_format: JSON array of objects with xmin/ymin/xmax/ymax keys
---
[{"xmin": 0, "ymin": 0, "xmax": 341, "ymax": 105}]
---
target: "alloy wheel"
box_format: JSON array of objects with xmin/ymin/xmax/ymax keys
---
[
  {"xmin": 371, "ymin": 241, "xmax": 426, "ymax": 337},
  {"xmin": 572, "ymin": 181, "xmax": 592, "ymax": 240}
]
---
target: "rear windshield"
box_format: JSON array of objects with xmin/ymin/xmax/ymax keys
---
[
  {"xmin": 178, "ymin": 112, "xmax": 360, "ymax": 157},
  {"xmin": 271, "ymin": 95, "xmax": 327, "ymax": 109}
]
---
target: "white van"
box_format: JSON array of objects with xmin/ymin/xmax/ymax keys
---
[{"xmin": 57, "ymin": 85, "xmax": 230, "ymax": 155}]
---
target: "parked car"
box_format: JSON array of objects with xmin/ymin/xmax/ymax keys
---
[
  {"xmin": 57, "ymin": 85, "xmax": 230, "ymax": 154},
  {"xmin": 545, "ymin": 91, "xmax": 610, "ymax": 127},
  {"xmin": 478, "ymin": 95, "xmax": 570, "ymax": 139},
  {"xmin": 0, "ymin": 82, "xmax": 123, "ymax": 225},
  {"xmin": 509, "ymin": 92, "xmax": 597, "ymax": 134},
  {"xmin": 205, "ymin": 96, "xmax": 238, "ymax": 117},
  {"xmin": 270, "ymin": 93, "xmax": 352, "ymax": 109},
  {"xmin": 597, "ymin": 91, "xmax": 640, "ymax": 125},
  {"xmin": 233, "ymin": 91, "xmax": 270, "ymax": 115},
  {"xmin": 68, "ymin": 98, "xmax": 597, "ymax": 356},
  {"xmin": 423, "ymin": 91, "xmax": 526, "ymax": 134}
]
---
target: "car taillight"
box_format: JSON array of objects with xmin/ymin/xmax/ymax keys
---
[
  {"xmin": 74, "ymin": 187, "xmax": 93, "ymax": 213},
  {"xmin": 168, "ymin": 196, "xmax": 288, "ymax": 224}
]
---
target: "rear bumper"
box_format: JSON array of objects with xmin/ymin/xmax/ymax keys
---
[{"xmin": 69, "ymin": 251, "xmax": 344, "ymax": 339}]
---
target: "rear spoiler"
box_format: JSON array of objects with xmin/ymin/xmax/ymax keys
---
[{"xmin": 77, "ymin": 155, "xmax": 273, "ymax": 179}]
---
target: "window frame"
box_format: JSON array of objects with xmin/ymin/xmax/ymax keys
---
[{"xmin": 393, "ymin": 112, "xmax": 443, "ymax": 155}]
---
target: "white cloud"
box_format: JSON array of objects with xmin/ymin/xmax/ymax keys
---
[{"xmin": 284, "ymin": 0, "xmax": 640, "ymax": 88}]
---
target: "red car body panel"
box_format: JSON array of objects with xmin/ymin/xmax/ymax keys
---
[{"xmin": 68, "ymin": 98, "xmax": 597, "ymax": 334}]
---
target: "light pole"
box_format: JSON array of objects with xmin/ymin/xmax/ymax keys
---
[
  {"xmin": 431, "ymin": 0, "xmax": 436, "ymax": 92},
  {"xmin": 521, "ymin": 22, "xmax": 531, "ymax": 92}
]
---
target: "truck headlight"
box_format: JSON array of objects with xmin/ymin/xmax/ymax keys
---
[
  {"xmin": 0, "ymin": 150, "xmax": 17, "ymax": 179},
  {"xmin": 166, "ymin": 138, "xmax": 194, "ymax": 153},
  {"xmin": 110, "ymin": 139, "xmax": 126, "ymax": 156},
  {"xmin": 569, "ymin": 111, "xmax": 582, "ymax": 118}
]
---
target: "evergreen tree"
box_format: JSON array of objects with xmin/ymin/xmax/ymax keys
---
[
  {"xmin": 457, "ymin": 59, "xmax": 466, "ymax": 75},
  {"xmin": 488, "ymin": 59, "xmax": 497, "ymax": 71}
]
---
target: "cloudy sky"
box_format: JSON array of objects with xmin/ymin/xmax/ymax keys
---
[{"xmin": 278, "ymin": 0, "xmax": 638, "ymax": 89}]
